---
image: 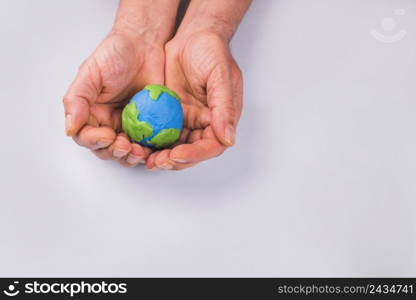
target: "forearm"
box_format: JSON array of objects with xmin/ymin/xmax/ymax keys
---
[
  {"xmin": 175, "ymin": 0, "xmax": 252, "ymax": 42},
  {"xmin": 112, "ymin": 0, "xmax": 180, "ymax": 45}
]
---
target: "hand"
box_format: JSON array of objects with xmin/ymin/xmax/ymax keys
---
[
  {"xmin": 145, "ymin": 32, "xmax": 243, "ymax": 170},
  {"xmin": 63, "ymin": 33, "xmax": 165, "ymax": 167}
]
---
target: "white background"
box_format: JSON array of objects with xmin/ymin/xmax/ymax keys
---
[{"xmin": 0, "ymin": 0, "xmax": 415, "ymax": 277}]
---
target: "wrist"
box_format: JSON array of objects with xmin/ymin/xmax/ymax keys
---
[
  {"xmin": 111, "ymin": 23, "xmax": 169, "ymax": 47},
  {"xmin": 111, "ymin": 0, "xmax": 180, "ymax": 46},
  {"xmin": 173, "ymin": 17, "xmax": 235, "ymax": 43},
  {"xmin": 174, "ymin": 15, "xmax": 236, "ymax": 43}
]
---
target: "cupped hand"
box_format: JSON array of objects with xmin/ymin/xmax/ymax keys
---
[
  {"xmin": 146, "ymin": 32, "xmax": 243, "ymax": 171},
  {"xmin": 63, "ymin": 33, "xmax": 165, "ymax": 167}
]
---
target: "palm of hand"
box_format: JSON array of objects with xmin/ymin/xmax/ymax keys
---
[{"xmin": 64, "ymin": 34, "xmax": 164, "ymax": 165}]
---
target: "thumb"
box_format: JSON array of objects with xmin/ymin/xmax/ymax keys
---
[
  {"xmin": 207, "ymin": 66, "xmax": 236, "ymax": 147},
  {"xmin": 63, "ymin": 65, "xmax": 97, "ymax": 136},
  {"xmin": 63, "ymin": 94, "xmax": 89, "ymax": 137}
]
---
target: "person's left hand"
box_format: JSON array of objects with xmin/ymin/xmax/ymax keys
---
[{"xmin": 145, "ymin": 31, "xmax": 243, "ymax": 170}]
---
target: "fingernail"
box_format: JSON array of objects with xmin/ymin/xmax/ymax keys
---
[
  {"xmin": 172, "ymin": 158, "xmax": 187, "ymax": 163},
  {"xmin": 96, "ymin": 140, "xmax": 111, "ymax": 149},
  {"xmin": 65, "ymin": 115, "xmax": 72, "ymax": 136},
  {"xmin": 149, "ymin": 167, "xmax": 160, "ymax": 171},
  {"xmin": 113, "ymin": 148, "xmax": 129, "ymax": 158},
  {"xmin": 161, "ymin": 163, "xmax": 173, "ymax": 170},
  {"xmin": 127, "ymin": 155, "xmax": 144, "ymax": 165},
  {"xmin": 224, "ymin": 124, "xmax": 235, "ymax": 146}
]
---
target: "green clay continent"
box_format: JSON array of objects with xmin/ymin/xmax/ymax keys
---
[
  {"xmin": 144, "ymin": 84, "xmax": 180, "ymax": 102},
  {"xmin": 148, "ymin": 128, "xmax": 181, "ymax": 149},
  {"xmin": 121, "ymin": 102, "xmax": 153, "ymax": 142}
]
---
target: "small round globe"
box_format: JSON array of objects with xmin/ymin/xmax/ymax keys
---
[{"xmin": 122, "ymin": 85, "xmax": 183, "ymax": 149}]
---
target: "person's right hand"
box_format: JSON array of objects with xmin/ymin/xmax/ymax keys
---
[{"xmin": 63, "ymin": 33, "xmax": 165, "ymax": 167}]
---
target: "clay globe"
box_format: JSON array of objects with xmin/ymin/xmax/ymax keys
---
[{"xmin": 122, "ymin": 84, "xmax": 183, "ymax": 149}]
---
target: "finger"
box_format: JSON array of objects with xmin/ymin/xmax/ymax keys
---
[
  {"xmin": 148, "ymin": 148, "xmax": 196, "ymax": 171},
  {"xmin": 171, "ymin": 162, "xmax": 198, "ymax": 171},
  {"xmin": 63, "ymin": 95, "xmax": 90, "ymax": 137},
  {"xmin": 109, "ymin": 134, "xmax": 131, "ymax": 159},
  {"xmin": 73, "ymin": 125, "xmax": 116, "ymax": 150},
  {"xmin": 188, "ymin": 129, "xmax": 203, "ymax": 143},
  {"xmin": 178, "ymin": 128, "xmax": 191, "ymax": 144},
  {"xmin": 169, "ymin": 138, "xmax": 226, "ymax": 164},
  {"xmin": 207, "ymin": 65, "xmax": 236, "ymax": 147},
  {"xmin": 63, "ymin": 62, "xmax": 99, "ymax": 136},
  {"xmin": 92, "ymin": 134, "xmax": 126, "ymax": 160},
  {"xmin": 94, "ymin": 141, "xmax": 149, "ymax": 165},
  {"xmin": 156, "ymin": 149, "xmax": 198, "ymax": 171},
  {"xmin": 92, "ymin": 148, "xmax": 113, "ymax": 160},
  {"xmin": 122, "ymin": 143, "xmax": 150, "ymax": 167},
  {"xmin": 154, "ymin": 149, "xmax": 174, "ymax": 170},
  {"xmin": 181, "ymin": 103, "xmax": 211, "ymax": 130},
  {"xmin": 145, "ymin": 151, "xmax": 159, "ymax": 171}
]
